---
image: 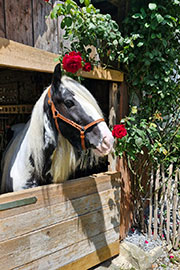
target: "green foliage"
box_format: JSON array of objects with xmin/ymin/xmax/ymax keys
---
[
  {"xmin": 50, "ymin": 0, "xmax": 124, "ymax": 66},
  {"xmin": 119, "ymin": 0, "xmax": 180, "ymax": 168},
  {"xmin": 49, "ymin": 0, "xmax": 180, "ymax": 168}
]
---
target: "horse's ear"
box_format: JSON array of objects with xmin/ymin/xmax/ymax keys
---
[{"xmin": 51, "ymin": 63, "xmax": 62, "ymax": 90}]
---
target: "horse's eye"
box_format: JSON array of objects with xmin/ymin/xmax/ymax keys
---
[{"xmin": 65, "ymin": 99, "xmax": 74, "ymax": 108}]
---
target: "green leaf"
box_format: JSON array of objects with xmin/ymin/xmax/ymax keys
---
[
  {"xmin": 84, "ymin": 0, "xmax": 90, "ymax": 6},
  {"xmin": 145, "ymin": 23, "xmax": 150, "ymax": 28},
  {"xmin": 61, "ymin": 19, "xmax": 66, "ymax": 29},
  {"xmin": 113, "ymin": 40, "xmax": 118, "ymax": 46},
  {"xmin": 148, "ymin": 3, "xmax": 157, "ymax": 10},
  {"xmin": 162, "ymin": 39, "xmax": 167, "ymax": 47},
  {"xmin": 151, "ymin": 33, "xmax": 156, "ymax": 39},
  {"xmin": 135, "ymin": 137, "xmax": 143, "ymax": 148},
  {"xmin": 137, "ymin": 42, "xmax": 144, "ymax": 47},
  {"xmin": 79, "ymin": 0, "xmax": 84, "ymax": 3},
  {"xmin": 132, "ymin": 13, "xmax": 142, "ymax": 19},
  {"xmin": 54, "ymin": 57, "xmax": 60, "ymax": 62},
  {"xmin": 64, "ymin": 17, "xmax": 72, "ymax": 27},
  {"xmin": 156, "ymin": 14, "xmax": 164, "ymax": 23}
]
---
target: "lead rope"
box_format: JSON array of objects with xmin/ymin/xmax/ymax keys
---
[{"xmin": 48, "ymin": 87, "xmax": 105, "ymax": 150}]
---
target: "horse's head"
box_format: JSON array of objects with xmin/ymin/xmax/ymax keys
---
[{"xmin": 49, "ymin": 64, "xmax": 114, "ymax": 156}]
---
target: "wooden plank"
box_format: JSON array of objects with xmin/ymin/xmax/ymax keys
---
[
  {"xmin": 0, "ymin": 207, "xmax": 119, "ymax": 269},
  {"xmin": 0, "ymin": 37, "xmax": 58, "ymax": 73},
  {"xmin": 0, "ymin": 188, "xmax": 120, "ymax": 241},
  {"xmin": 0, "ymin": 173, "xmax": 119, "ymax": 218},
  {"xmin": 60, "ymin": 240, "xmax": 119, "ymax": 270},
  {"xmin": 5, "ymin": 0, "xmax": 33, "ymax": 46},
  {"xmin": 13, "ymin": 230, "xmax": 119, "ymax": 270},
  {"xmin": 33, "ymin": 0, "xmax": 59, "ymax": 54},
  {"xmin": 0, "ymin": 37, "xmax": 124, "ymax": 81},
  {"xmin": 78, "ymin": 66, "xmax": 124, "ymax": 82},
  {"xmin": 0, "ymin": 0, "xmax": 5, "ymax": 38}
]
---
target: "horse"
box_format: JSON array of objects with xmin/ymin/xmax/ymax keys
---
[{"xmin": 0, "ymin": 64, "xmax": 114, "ymax": 194}]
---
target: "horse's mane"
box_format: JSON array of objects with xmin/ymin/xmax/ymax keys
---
[
  {"xmin": 26, "ymin": 88, "xmax": 49, "ymax": 176},
  {"xmin": 25, "ymin": 77, "xmax": 100, "ymax": 183}
]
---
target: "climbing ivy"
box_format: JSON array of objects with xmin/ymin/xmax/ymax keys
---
[
  {"xmin": 50, "ymin": 0, "xmax": 124, "ymax": 66},
  {"xmin": 119, "ymin": 0, "xmax": 180, "ymax": 168}
]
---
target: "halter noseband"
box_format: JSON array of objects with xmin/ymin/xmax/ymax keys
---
[{"xmin": 47, "ymin": 87, "xmax": 105, "ymax": 150}]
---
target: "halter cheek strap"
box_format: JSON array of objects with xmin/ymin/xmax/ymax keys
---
[{"xmin": 47, "ymin": 87, "xmax": 105, "ymax": 150}]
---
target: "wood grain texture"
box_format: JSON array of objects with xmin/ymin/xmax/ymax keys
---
[
  {"xmin": 59, "ymin": 240, "xmax": 119, "ymax": 270},
  {"xmin": 14, "ymin": 231, "xmax": 119, "ymax": 270},
  {"xmin": 0, "ymin": 37, "xmax": 124, "ymax": 81},
  {"xmin": 0, "ymin": 173, "xmax": 119, "ymax": 218},
  {"xmin": 0, "ymin": 37, "xmax": 58, "ymax": 73},
  {"xmin": 33, "ymin": 0, "xmax": 59, "ymax": 53},
  {"xmin": 0, "ymin": 207, "xmax": 119, "ymax": 269},
  {"xmin": 0, "ymin": 189, "xmax": 119, "ymax": 241},
  {"xmin": 78, "ymin": 66, "xmax": 124, "ymax": 82},
  {"xmin": 0, "ymin": 0, "xmax": 5, "ymax": 38},
  {"xmin": 5, "ymin": 0, "xmax": 33, "ymax": 46},
  {"xmin": 0, "ymin": 172, "xmax": 121, "ymax": 269}
]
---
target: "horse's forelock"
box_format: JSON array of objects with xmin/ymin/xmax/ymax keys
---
[{"xmin": 61, "ymin": 76, "xmax": 103, "ymax": 118}]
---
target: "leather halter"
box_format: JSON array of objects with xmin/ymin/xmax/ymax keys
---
[{"xmin": 47, "ymin": 87, "xmax": 105, "ymax": 150}]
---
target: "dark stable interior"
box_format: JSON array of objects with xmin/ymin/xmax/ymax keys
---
[{"xmin": 0, "ymin": 68, "xmax": 110, "ymax": 181}]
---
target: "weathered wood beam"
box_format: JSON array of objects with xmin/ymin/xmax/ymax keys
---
[{"xmin": 0, "ymin": 37, "xmax": 123, "ymax": 82}]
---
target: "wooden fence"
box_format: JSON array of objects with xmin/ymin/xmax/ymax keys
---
[{"xmin": 148, "ymin": 164, "xmax": 180, "ymax": 249}]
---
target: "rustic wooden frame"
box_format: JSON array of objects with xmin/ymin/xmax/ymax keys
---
[{"xmin": 0, "ymin": 172, "xmax": 121, "ymax": 270}]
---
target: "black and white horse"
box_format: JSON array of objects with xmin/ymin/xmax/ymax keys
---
[{"xmin": 0, "ymin": 64, "xmax": 114, "ymax": 193}]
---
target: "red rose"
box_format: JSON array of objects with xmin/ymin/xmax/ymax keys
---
[
  {"xmin": 69, "ymin": 51, "xmax": 81, "ymax": 56},
  {"xmin": 112, "ymin": 124, "xmax": 127, "ymax": 139},
  {"xmin": 83, "ymin": 62, "xmax": 91, "ymax": 72},
  {"xmin": 62, "ymin": 52, "xmax": 82, "ymax": 73}
]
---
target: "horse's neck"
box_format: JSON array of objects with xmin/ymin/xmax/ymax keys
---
[{"xmin": 50, "ymin": 135, "xmax": 78, "ymax": 183}]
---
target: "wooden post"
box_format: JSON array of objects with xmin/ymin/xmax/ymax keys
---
[
  {"xmin": 159, "ymin": 164, "xmax": 166, "ymax": 239},
  {"xmin": 108, "ymin": 82, "xmax": 119, "ymax": 171},
  {"xmin": 148, "ymin": 168, "xmax": 153, "ymax": 238},
  {"xmin": 153, "ymin": 166, "xmax": 160, "ymax": 240},
  {"xmin": 172, "ymin": 169, "xmax": 178, "ymax": 247},
  {"xmin": 166, "ymin": 164, "xmax": 173, "ymax": 243}
]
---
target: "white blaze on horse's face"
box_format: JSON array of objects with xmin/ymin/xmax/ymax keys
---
[{"xmin": 61, "ymin": 77, "xmax": 114, "ymax": 156}]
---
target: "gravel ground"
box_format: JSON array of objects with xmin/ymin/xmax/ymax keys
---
[
  {"xmin": 126, "ymin": 228, "xmax": 180, "ymax": 270},
  {"xmin": 92, "ymin": 228, "xmax": 180, "ymax": 270}
]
